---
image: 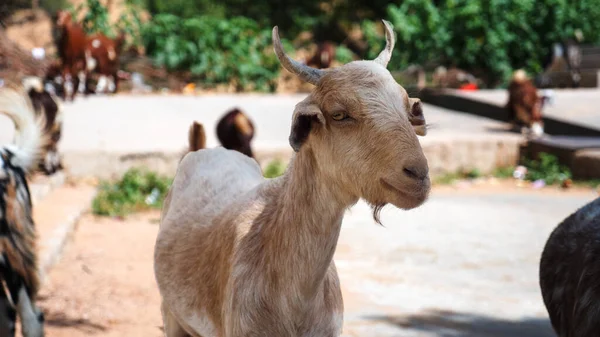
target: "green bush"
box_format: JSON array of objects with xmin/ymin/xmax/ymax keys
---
[
  {"xmin": 263, "ymin": 159, "xmax": 286, "ymax": 178},
  {"xmin": 362, "ymin": 0, "xmax": 600, "ymax": 86},
  {"xmin": 92, "ymin": 168, "xmax": 173, "ymax": 217},
  {"xmin": 523, "ymin": 152, "xmax": 571, "ymax": 185},
  {"xmin": 142, "ymin": 14, "xmax": 284, "ymax": 92}
]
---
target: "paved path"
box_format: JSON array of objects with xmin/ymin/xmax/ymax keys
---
[
  {"xmin": 36, "ymin": 182, "xmax": 598, "ymax": 337},
  {"xmin": 456, "ymin": 89, "xmax": 600, "ymax": 131},
  {"xmin": 0, "ymin": 93, "xmax": 510, "ymax": 153},
  {"xmin": 338, "ymin": 186, "xmax": 597, "ymax": 337}
]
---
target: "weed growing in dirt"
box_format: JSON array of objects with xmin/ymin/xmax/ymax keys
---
[
  {"xmin": 263, "ymin": 159, "xmax": 286, "ymax": 178},
  {"xmin": 522, "ymin": 152, "xmax": 571, "ymax": 185},
  {"xmin": 92, "ymin": 168, "xmax": 173, "ymax": 217}
]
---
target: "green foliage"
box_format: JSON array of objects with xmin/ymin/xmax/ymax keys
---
[
  {"xmin": 115, "ymin": 0, "xmax": 146, "ymax": 48},
  {"xmin": 492, "ymin": 166, "xmax": 516, "ymax": 179},
  {"xmin": 334, "ymin": 45, "xmax": 355, "ymax": 64},
  {"xmin": 69, "ymin": 0, "xmax": 113, "ymax": 37},
  {"xmin": 362, "ymin": 0, "xmax": 600, "ymax": 86},
  {"xmin": 92, "ymin": 168, "xmax": 173, "ymax": 217},
  {"xmin": 263, "ymin": 159, "xmax": 286, "ymax": 178},
  {"xmin": 522, "ymin": 152, "xmax": 571, "ymax": 185},
  {"xmin": 142, "ymin": 15, "xmax": 282, "ymax": 92}
]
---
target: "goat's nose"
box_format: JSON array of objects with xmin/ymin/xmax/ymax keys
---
[{"xmin": 403, "ymin": 165, "xmax": 429, "ymax": 181}]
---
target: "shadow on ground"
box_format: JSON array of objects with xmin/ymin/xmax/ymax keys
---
[
  {"xmin": 365, "ymin": 309, "xmax": 555, "ymax": 337},
  {"xmin": 41, "ymin": 311, "xmax": 107, "ymax": 333}
]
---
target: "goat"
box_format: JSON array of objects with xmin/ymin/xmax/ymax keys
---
[
  {"xmin": 55, "ymin": 10, "xmax": 88, "ymax": 101},
  {"xmin": 506, "ymin": 69, "xmax": 546, "ymax": 137},
  {"xmin": 0, "ymin": 87, "xmax": 49, "ymax": 337},
  {"xmin": 188, "ymin": 121, "xmax": 207, "ymax": 153},
  {"xmin": 84, "ymin": 31, "xmax": 126, "ymax": 94},
  {"xmin": 539, "ymin": 197, "xmax": 600, "ymax": 337},
  {"xmin": 154, "ymin": 20, "xmax": 430, "ymax": 337},
  {"xmin": 21, "ymin": 77, "xmax": 64, "ymax": 175},
  {"xmin": 306, "ymin": 41, "xmax": 336, "ymax": 69},
  {"xmin": 215, "ymin": 108, "xmax": 255, "ymax": 159}
]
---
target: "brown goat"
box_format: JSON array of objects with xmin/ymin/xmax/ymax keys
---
[
  {"xmin": 0, "ymin": 88, "xmax": 48, "ymax": 337},
  {"xmin": 215, "ymin": 108, "xmax": 255, "ymax": 158},
  {"xmin": 55, "ymin": 10, "xmax": 87, "ymax": 101},
  {"xmin": 306, "ymin": 41, "xmax": 336, "ymax": 69},
  {"xmin": 85, "ymin": 31, "xmax": 126, "ymax": 94},
  {"xmin": 188, "ymin": 121, "xmax": 206, "ymax": 153},
  {"xmin": 506, "ymin": 69, "xmax": 545, "ymax": 136},
  {"xmin": 155, "ymin": 20, "xmax": 430, "ymax": 337}
]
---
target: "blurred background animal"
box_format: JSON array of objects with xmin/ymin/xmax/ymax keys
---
[
  {"xmin": 215, "ymin": 107, "xmax": 255, "ymax": 158},
  {"xmin": 22, "ymin": 77, "xmax": 64, "ymax": 175},
  {"xmin": 0, "ymin": 87, "xmax": 48, "ymax": 337},
  {"xmin": 188, "ymin": 121, "xmax": 206, "ymax": 153},
  {"xmin": 506, "ymin": 69, "xmax": 549, "ymax": 137}
]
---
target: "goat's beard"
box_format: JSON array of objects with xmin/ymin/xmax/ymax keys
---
[{"xmin": 370, "ymin": 202, "xmax": 387, "ymax": 226}]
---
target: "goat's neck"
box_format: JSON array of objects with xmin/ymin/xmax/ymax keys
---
[{"xmin": 261, "ymin": 148, "xmax": 356, "ymax": 300}]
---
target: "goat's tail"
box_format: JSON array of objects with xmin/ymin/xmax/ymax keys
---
[
  {"xmin": 188, "ymin": 121, "xmax": 206, "ymax": 152},
  {"xmin": 0, "ymin": 87, "xmax": 48, "ymax": 173}
]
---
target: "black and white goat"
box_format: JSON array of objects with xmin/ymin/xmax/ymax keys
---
[
  {"xmin": 539, "ymin": 197, "xmax": 600, "ymax": 337},
  {"xmin": 22, "ymin": 77, "xmax": 64, "ymax": 175},
  {"xmin": 0, "ymin": 88, "xmax": 48, "ymax": 337}
]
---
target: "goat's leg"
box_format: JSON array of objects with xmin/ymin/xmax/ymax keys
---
[
  {"xmin": 0, "ymin": 257, "xmax": 44, "ymax": 337},
  {"xmin": 0, "ymin": 284, "xmax": 16, "ymax": 337},
  {"xmin": 161, "ymin": 301, "xmax": 192, "ymax": 337}
]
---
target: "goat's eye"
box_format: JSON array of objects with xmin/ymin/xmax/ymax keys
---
[{"xmin": 331, "ymin": 112, "xmax": 347, "ymax": 121}]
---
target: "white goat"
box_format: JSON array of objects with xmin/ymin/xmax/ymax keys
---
[{"xmin": 154, "ymin": 20, "xmax": 431, "ymax": 337}]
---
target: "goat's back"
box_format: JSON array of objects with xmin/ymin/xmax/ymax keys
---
[
  {"xmin": 539, "ymin": 197, "xmax": 600, "ymax": 336},
  {"xmin": 155, "ymin": 147, "xmax": 265, "ymax": 335}
]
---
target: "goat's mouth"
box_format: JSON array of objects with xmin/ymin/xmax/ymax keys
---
[{"xmin": 380, "ymin": 178, "xmax": 430, "ymax": 208}]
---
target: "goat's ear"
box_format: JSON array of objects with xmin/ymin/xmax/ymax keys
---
[
  {"xmin": 408, "ymin": 98, "xmax": 426, "ymax": 136},
  {"xmin": 289, "ymin": 98, "xmax": 325, "ymax": 152}
]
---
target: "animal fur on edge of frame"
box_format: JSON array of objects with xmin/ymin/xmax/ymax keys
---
[{"xmin": 0, "ymin": 87, "xmax": 49, "ymax": 337}]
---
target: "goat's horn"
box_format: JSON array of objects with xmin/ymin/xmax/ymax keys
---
[
  {"xmin": 272, "ymin": 26, "xmax": 324, "ymax": 86},
  {"xmin": 373, "ymin": 19, "xmax": 396, "ymax": 67}
]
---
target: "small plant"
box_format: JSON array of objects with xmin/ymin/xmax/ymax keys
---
[
  {"xmin": 92, "ymin": 168, "xmax": 173, "ymax": 217},
  {"xmin": 522, "ymin": 152, "xmax": 572, "ymax": 185},
  {"xmin": 263, "ymin": 159, "xmax": 286, "ymax": 178},
  {"xmin": 492, "ymin": 166, "xmax": 516, "ymax": 179}
]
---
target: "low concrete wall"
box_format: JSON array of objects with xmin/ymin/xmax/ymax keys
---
[{"xmin": 60, "ymin": 135, "xmax": 524, "ymax": 180}]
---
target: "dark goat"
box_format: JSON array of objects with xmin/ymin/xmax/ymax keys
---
[
  {"xmin": 22, "ymin": 77, "xmax": 63, "ymax": 175},
  {"xmin": 215, "ymin": 108, "xmax": 255, "ymax": 158},
  {"xmin": 55, "ymin": 10, "xmax": 88, "ymax": 101},
  {"xmin": 539, "ymin": 197, "xmax": 600, "ymax": 337},
  {"xmin": 306, "ymin": 42, "xmax": 336, "ymax": 69},
  {"xmin": 0, "ymin": 88, "xmax": 48, "ymax": 337}
]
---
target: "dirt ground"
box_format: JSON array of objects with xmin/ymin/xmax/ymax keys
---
[
  {"xmin": 36, "ymin": 211, "xmax": 163, "ymax": 337},
  {"xmin": 32, "ymin": 181, "xmax": 598, "ymax": 337}
]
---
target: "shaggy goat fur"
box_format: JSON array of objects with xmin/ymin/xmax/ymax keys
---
[
  {"xmin": 540, "ymin": 197, "xmax": 600, "ymax": 337},
  {"xmin": 22, "ymin": 77, "xmax": 64, "ymax": 175},
  {"xmin": 155, "ymin": 20, "xmax": 430, "ymax": 337},
  {"xmin": 0, "ymin": 88, "xmax": 48, "ymax": 337}
]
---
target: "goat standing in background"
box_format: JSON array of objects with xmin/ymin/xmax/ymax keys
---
[
  {"xmin": 188, "ymin": 121, "xmax": 206, "ymax": 153},
  {"xmin": 540, "ymin": 197, "xmax": 600, "ymax": 337},
  {"xmin": 215, "ymin": 108, "xmax": 255, "ymax": 158},
  {"xmin": 306, "ymin": 41, "xmax": 336, "ymax": 69},
  {"xmin": 22, "ymin": 77, "xmax": 64, "ymax": 175},
  {"xmin": 506, "ymin": 69, "xmax": 546, "ymax": 137},
  {"xmin": 54, "ymin": 10, "xmax": 88, "ymax": 101},
  {"xmin": 0, "ymin": 88, "xmax": 48, "ymax": 337},
  {"xmin": 84, "ymin": 31, "xmax": 127, "ymax": 94}
]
